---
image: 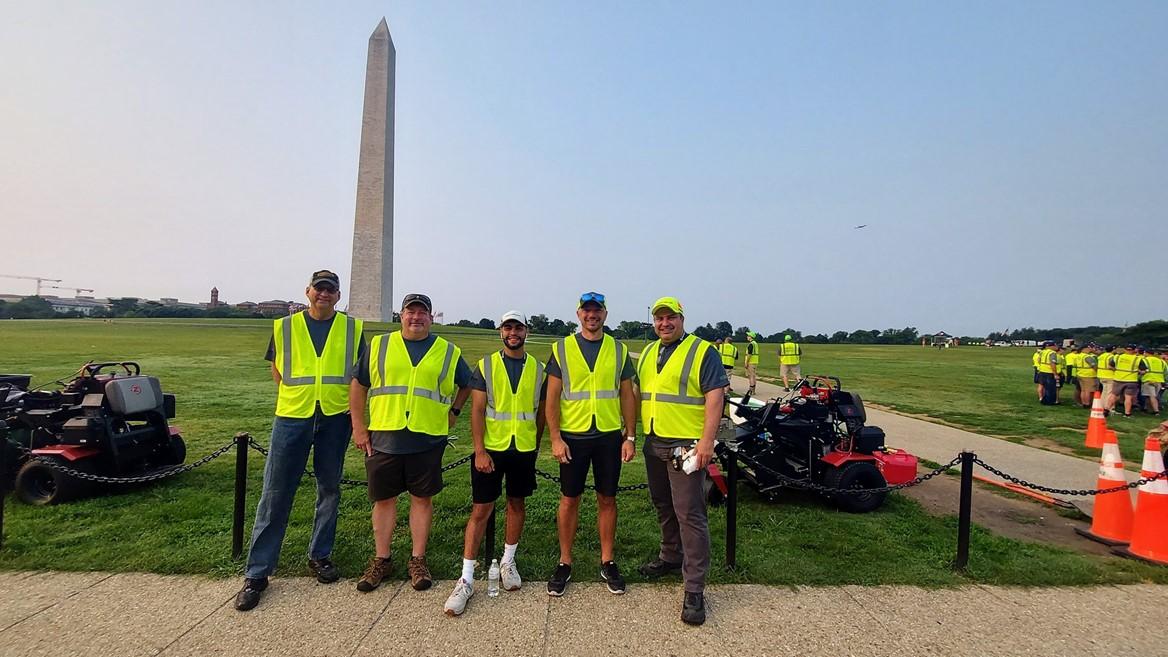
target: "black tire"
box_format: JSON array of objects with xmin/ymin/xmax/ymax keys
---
[
  {"xmin": 162, "ymin": 434, "xmax": 186, "ymax": 466},
  {"xmin": 822, "ymin": 461, "xmax": 887, "ymax": 513},
  {"xmin": 703, "ymin": 476, "xmax": 725, "ymax": 506},
  {"xmin": 14, "ymin": 457, "xmax": 92, "ymax": 505}
]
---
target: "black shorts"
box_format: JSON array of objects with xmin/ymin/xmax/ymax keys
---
[
  {"xmin": 560, "ymin": 431, "xmax": 622, "ymax": 498},
  {"xmin": 1033, "ymin": 370, "xmax": 1040, "ymax": 384},
  {"xmin": 471, "ymin": 449, "xmax": 537, "ymax": 503},
  {"xmin": 365, "ymin": 443, "xmax": 446, "ymax": 501}
]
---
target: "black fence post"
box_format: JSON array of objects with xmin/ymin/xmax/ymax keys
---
[
  {"xmin": 485, "ymin": 506, "xmax": 497, "ymax": 560},
  {"xmin": 726, "ymin": 450, "xmax": 738, "ymax": 570},
  {"xmin": 954, "ymin": 450, "xmax": 974, "ymax": 571},
  {"xmin": 232, "ymin": 432, "xmax": 251, "ymax": 560},
  {"xmin": 0, "ymin": 421, "xmax": 7, "ymax": 551}
]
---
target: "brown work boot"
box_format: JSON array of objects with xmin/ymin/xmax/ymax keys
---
[
  {"xmin": 356, "ymin": 557, "xmax": 391, "ymax": 592},
  {"xmin": 407, "ymin": 555, "xmax": 433, "ymax": 591}
]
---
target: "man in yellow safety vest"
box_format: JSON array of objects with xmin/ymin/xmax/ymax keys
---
[
  {"xmin": 1076, "ymin": 344, "xmax": 1099, "ymax": 408},
  {"xmin": 444, "ymin": 311, "xmax": 546, "ymax": 616},
  {"xmin": 545, "ymin": 292, "xmax": 637, "ymax": 596},
  {"xmin": 636, "ymin": 296, "xmax": 727, "ymax": 626},
  {"xmin": 1139, "ymin": 347, "xmax": 1163, "ymax": 415},
  {"xmin": 235, "ymin": 269, "xmax": 365, "ymax": 611},
  {"xmin": 1106, "ymin": 344, "xmax": 1145, "ymax": 417},
  {"xmin": 779, "ymin": 334, "xmax": 802, "ymax": 390},
  {"xmin": 350, "ymin": 293, "xmax": 472, "ymax": 594},
  {"xmin": 745, "ymin": 332, "xmax": 760, "ymax": 395},
  {"xmin": 717, "ymin": 337, "xmax": 738, "ymax": 390}
]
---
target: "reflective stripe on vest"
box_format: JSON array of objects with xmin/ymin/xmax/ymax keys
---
[
  {"xmin": 1077, "ymin": 354, "xmax": 1097, "ymax": 378},
  {"xmin": 746, "ymin": 341, "xmax": 759, "ymax": 365},
  {"xmin": 555, "ymin": 334, "xmax": 625, "ymax": 433},
  {"xmin": 367, "ymin": 332, "xmax": 460, "ymax": 435},
  {"xmin": 274, "ymin": 311, "xmax": 361, "ymax": 418},
  {"xmin": 1097, "ymin": 354, "xmax": 1116, "ymax": 380},
  {"xmin": 1112, "ymin": 354, "xmax": 1142, "ymax": 382},
  {"xmin": 780, "ymin": 342, "xmax": 801, "ymax": 365},
  {"xmin": 482, "ymin": 351, "xmax": 543, "ymax": 452},
  {"xmin": 1144, "ymin": 356, "xmax": 1166, "ymax": 384},
  {"xmin": 718, "ymin": 343, "xmax": 736, "ymax": 367},
  {"xmin": 638, "ymin": 334, "xmax": 707, "ymax": 439},
  {"xmin": 1037, "ymin": 349, "xmax": 1056, "ymax": 374}
]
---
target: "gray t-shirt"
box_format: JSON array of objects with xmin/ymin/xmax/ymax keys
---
[
  {"xmin": 545, "ymin": 333, "xmax": 635, "ymax": 440},
  {"xmin": 264, "ymin": 312, "xmax": 367, "ymax": 362},
  {"xmin": 469, "ymin": 351, "xmax": 549, "ymax": 452},
  {"xmin": 642, "ymin": 334, "xmax": 728, "ymax": 439},
  {"xmin": 354, "ymin": 333, "xmax": 472, "ymax": 455}
]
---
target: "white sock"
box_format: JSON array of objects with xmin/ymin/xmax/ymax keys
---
[
  {"xmin": 502, "ymin": 543, "xmax": 518, "ymax": 564},
  {"xmin": 461, "ymin": 558, "xmax": 476, "ymax": 583}
]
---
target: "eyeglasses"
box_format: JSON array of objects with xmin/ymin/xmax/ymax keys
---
[
  {"xmin": 313, "ymin": 283, "xmax": 338, "ymax": 293},
  {"xmin": 579, "ymin": 292, "xmax": 606, "ymax": 305}
]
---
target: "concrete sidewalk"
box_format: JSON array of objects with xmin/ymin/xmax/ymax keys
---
[
  {"xmin": 1, "ymin": 570, "xmax": 1162, "ymax": 657},
  {"xmin": 732, "ymin": 376, "xmax": 1130, "ymax": 515}
]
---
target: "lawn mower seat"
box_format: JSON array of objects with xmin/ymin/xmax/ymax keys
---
[{"xmin": 104, "ymin": 376, "xmax": 165, "ymax": 416}]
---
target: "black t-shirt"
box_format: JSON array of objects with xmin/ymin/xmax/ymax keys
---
[
  {"xmin": 354, "ymin": 333, "xmax": 472, "ymax": 455},
  {"xmin": 545, "ymin": 334, "xmax": 635, "ymax": 440}
]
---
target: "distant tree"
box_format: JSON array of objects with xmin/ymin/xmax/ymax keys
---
[
  {"xmin": 528, "ymin": 314, "xmax": 550, "ymax": 334},
  {"xmin": 733, "ymin": 326, "xmax": 752, "ymax": 342},
  {"xmin": 693, "ymin": 323, "xmax": 717, "ymax": 341},
  {"xmin": 714, "ymin": 321, "xmax": 733, "ymax": 339},
  {"xmin": 829, "ymin": 331, "xmax": 849, "ymax": 344},
  {"xmin": 477, "ymin": 318, "xmax": 495, "ymax": 330},
  {"xmin": 0, "ymin": 297, "xmax": 55, "ymax": 319},
  {"xmin": 565, "ymin": 321, "xmax": 578, "ymax": 335},
  {"xmin": 454, "ymin": 319, "xmax": 477, "ymax": 328},
  {"xmin": 108, "ymin": 297, "xmax": 141, "ymax": 316}
]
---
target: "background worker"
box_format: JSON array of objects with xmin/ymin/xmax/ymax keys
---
[
  {"xmin": 1106, "ymin": 344, "xmax": 1143, "ymax": 417},
  {"xmin": 1097, "ymin": 345, "xmax": 1118, "ymax": 410},
  {"xmin": 779, "ymin": 334, "xmax": 802, "ymax": 390},
  {"xmin": 1032, "ymin": 346, "xmax": 1043, "ymax": 401},
  {"xmin": 1063, "ymin": 344, "xmax": 1078, "ymax": 401},
  {"xmin": 444, "ymin": 311, "xmax": 545, "ymax": 616},
  {"xmin": 1076, "ymin": 344, "xmax": 1099, "ymax": 408},
  {"xmin": 636, "ymin": 296, "xmax": 727, "ymax": 626},
  {"xmin": 1036, "ymin": 341, "xmax": 1060, "ymax": 406},
  {"xmin": 350, "ymin": 293, "xmax": 472, "ymax": 593},
  {"xmin": 235, "ymin": 270, "xmax": 364, "ymax": 611},
  {"xmin": 544, "ymin": 292, "xmax": 637, "ymax": 597},
  {"xmin": 717, "ymin": 337, "xmax": 738, "ymax": 390},
  {"xmin": 744, "ymin": 332, "xmax": 760, "ymax": 395},
  {"xmin": 1138, "ymin": 347, "xmax": 1163, "ymax": 415}
]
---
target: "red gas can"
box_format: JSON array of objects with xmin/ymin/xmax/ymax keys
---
[{"xmin": 873, "ymin": 449, "xmax": 918, "ymax": 486}]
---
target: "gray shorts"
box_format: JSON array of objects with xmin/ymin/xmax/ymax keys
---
[
  {"xmin": 1112, "ymin": 381, "xmax": 1138, "ymax": 397},
  {"xmin": 1141, "ymin": 383, "xmax": 1161, "ymax": 398},
  {"xmin": 780, "ymin": 364, "xmax": 802, "ymax": 379}
]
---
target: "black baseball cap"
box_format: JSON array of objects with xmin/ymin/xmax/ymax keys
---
[
  {"xmin": 401, "ymin": 293, "xmax": 433, "ymax": 312},
  {"xmin": 310, "ymin": 270, "xmax": 340, "ymax": 287}
]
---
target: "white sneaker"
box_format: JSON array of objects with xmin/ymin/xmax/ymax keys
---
[
  {"xmin": 501, "ymin": 560, "xmax": 522, "ymax": 591},
  {"xmin": 443, "ymin": 578, "xmax": 474, "ymax": 616}
]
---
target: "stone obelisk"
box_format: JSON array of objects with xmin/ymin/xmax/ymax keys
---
[{"xmin": 348, "ymin": 18, "xmax": 395, "ymax": 322}]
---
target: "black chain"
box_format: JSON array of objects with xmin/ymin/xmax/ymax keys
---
[
  {"xmin": 532, "ymin": 466, "xmax": 650, "ymax": 492},
  {"xmin": 730, "ymin": 449, "xmax": 963, "ymax": 496},
  {"xmin": 246, "ymin": 437, "xmax": 472, "ymax": 487},
  {"xmin": 973, "ymin": 458, "xmax": 1168, "ymax": 497},
  {"xmin": 4, "ymin": 436, "xmax": 236, "ymax": 484}
]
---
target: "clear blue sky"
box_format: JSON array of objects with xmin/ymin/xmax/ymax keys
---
[{"xmin": 2, "ymin": 2, "xmax": 1165, "ymax": 335}]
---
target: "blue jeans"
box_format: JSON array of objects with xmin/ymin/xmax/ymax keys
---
[{"xmin": 245, "ymin": 410, "xmax": 351, "ymax": 579}]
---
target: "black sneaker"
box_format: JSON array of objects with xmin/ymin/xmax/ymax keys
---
[
  {"xmin": 638, "ymin": 557, "xmax": 683, "ymax": 579},
  {"xmin": 234, "ymin": 577, "xmax": 268, "ymax": 611},
  {"xmin": 308, "ymin": 557, "xmax": 340, "ymax": 584},
  {"xmin": 547, "ymin": 563, "xmax": 571, "ymax": 597},
  {"xmin": 600, "ymin": 561, "xmax": 625, "ymax": 594},
  {"xmin": 681, "ymin": 591, "xmax": 706, "ymax": 625}
]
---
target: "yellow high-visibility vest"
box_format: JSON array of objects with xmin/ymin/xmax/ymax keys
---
[
  {"xmin": 638, "ymin": 334, "xmax": 710, "ymax": 439},
  {"xmin": 1077, "ymin": 354, "xmax": 1097, "ymax": 378},
  {"xmin": 1112, "ymin": 354, "xmax": 1142, "ymax": 383},
  {"xmin": 746, "ymin": 341, "xmax": 759, "ymax": 365},
  {"xmin": 1097, "ymin": 353, "xmax": 1117, "ymax": 381},
  {"xmin": 1032, "ymin": 351, "xmax": 1041, "ymax": 370},
  {"xmin": 273, "ymin": 311, "xmax": 362, "ymax": 418},
  {"xmin": 553, "ymin": 334, "xmax": 626, "ymax": 433},
  {"xmin": 367, "ymin": 332, "xmax": 461, "ymax": 436},
  {"xmin": 1037, "ymin": 349, "xmax": 1057, "ymax": 374},
  {"xmin": 1143, "ymin": 356, "xmax": 1166, "ymax": 384},
  {"xmin": 779, "ymin": 342, "xmax": 801, "ymax": 365},
  {"xmin": 479, "ymin": 351, "xmax": 543, "ymax": 452},
  {"xmin": 718, "ymin": 343, "xmax": 737, "ymax": 367}
]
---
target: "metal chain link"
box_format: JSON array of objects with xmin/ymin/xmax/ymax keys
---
[
  {"xmin": 4, "ymin": 436, "xmax": 237, "ymax": 484},
  {"xmin": 246, "ymin": 436, "xmax": 472, "ymax": 488},
  {"xmin": 973, "ymin": 458, "xmax": 1168, "ymax": 497},
  {"xmin": 730, "ymin": 449, "xmax": 964, "ymax": 496},
  {"xmin": 532, "ymin": 466, "xmax": 650, "ymax": 492}
]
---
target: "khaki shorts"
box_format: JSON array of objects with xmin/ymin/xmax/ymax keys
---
[
  {"xmin": 780, "ymin": 364, "xmax": 802, "ymax": 379},
  {"xmin": 1078, "ymin": 377, "xmax": 1097, "ymax": 394},
  {"xmin": 1141, "ymin": 383, "xmax": 1161, "ymax": 398},
  {"xmin": 1101, "ymin": 380, "xmax": 1113, "ymax": 399}
]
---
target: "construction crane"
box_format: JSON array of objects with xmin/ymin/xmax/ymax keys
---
[
  {"xmin": 0, "ymin": 274, "xmax": 63, "ymax": 296},
  {"xmin": 48, "ymin": 285, "xmax": 95, "ymax": 297}
]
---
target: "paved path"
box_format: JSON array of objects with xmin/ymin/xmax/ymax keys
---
[
  {"xmin": 729, "ymin": 376, "xmax": 1137, "ymax": 516},
  {"xmin": 0, "ymin": 570, "xmax": 1162, "ymax": 657}
]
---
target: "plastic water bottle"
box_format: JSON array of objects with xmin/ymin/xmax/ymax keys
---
[{"xmin": 487, "ymin": 559, "xmax": 500, "ymax": 597}]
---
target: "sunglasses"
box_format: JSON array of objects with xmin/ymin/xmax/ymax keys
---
[
  {"xmin": 313, "ymin": 283, "xmax": 339, "ymax": 293},
  {"xmin": 579, "ymin": 292, "xmax": 606, "ymax": 305}
]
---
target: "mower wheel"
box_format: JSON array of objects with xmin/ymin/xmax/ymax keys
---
[
  {"xmin": 14, "ymin": 457, "xmax": 92, "ymax": 505},
  {"xmin": 823, "ymin": 461, "xmax": 887, "ymax": 513},
  {"xmin": 162, "ymin": 435, "xmax": 186, "ymax": 466},
  {"xmin": 703, "ymin": 476, "xmax": 725, "ymax": 506}
]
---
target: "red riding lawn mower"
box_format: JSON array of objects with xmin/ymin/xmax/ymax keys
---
[
  {"xmin": 1, "ymin": 362, "xmax": 185, "ymax": 505},
  {"xmin": 707, "ymin": 375, "xmax": 918, "ymax": 512}
]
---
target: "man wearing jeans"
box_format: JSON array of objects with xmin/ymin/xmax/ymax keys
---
[{"xmin": 235, "ymin": 269, "xmax": 365, "ymax": 611}]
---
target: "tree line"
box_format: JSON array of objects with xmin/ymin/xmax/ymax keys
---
[
  {"xmin": 0, "ymin": 297, "xmax": 277, "ymax": 320},
  {"xmin": 986, "ymin": 321, "xmax": 1168, "ymax": 347}
]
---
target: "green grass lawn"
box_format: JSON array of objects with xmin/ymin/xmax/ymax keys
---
[
  {"xmin": 741, "ymin": 343, "xmax": 1164, "ymax": 461},
  {"xmin": 1, "ymin": 320, "xmax": 1165, "ymax": 585}
]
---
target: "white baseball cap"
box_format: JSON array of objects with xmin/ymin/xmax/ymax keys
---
[{"xmin": 499, "ymin": 310, "xmax": 527, "ymax": 326}]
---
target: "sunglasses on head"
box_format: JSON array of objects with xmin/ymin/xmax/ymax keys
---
[{"xmin": 579, "ymin": 292, "xmax": 605, "ymax": 305}]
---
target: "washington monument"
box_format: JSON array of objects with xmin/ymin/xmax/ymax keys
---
[{"xmin": 348, "ymin": 18, "xmax": 394, "ymax": 322}]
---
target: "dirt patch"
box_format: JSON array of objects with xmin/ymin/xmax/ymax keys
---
[
  {"xmin": 1020, "ymin": 436, "xmax": 1081, "ymax": 457},
  {"xmin": 901, "ymin": 471, "xmax": 1115, "ymax": 557}
]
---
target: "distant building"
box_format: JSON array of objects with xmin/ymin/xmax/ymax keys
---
[
  {"xmin": 43, "ymin": 296, "xmax": 110, "ymax": 316},
  {"xmin": 210, "ymin": 287, "xmax": 220, "ymax": 308},
  {"xmin": 257, "ymin": 300, "xmax": 294, "ymax": 315},
  {"xmin": 235, "ymin": 301, "xmax": 258, "ymax": 312}
]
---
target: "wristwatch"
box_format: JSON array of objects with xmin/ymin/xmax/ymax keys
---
[
  {"xmin": 450, "ymin": 407, "xmax": 462, "ymax": 416},
  {"xmin": 625, "ymin": 435, "xmax": 636, "ymax": 443}
]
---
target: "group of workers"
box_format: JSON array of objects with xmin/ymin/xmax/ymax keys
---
[
  {"xmin": 1032, "ymin": 342, "xmax": 1165, "ymax": 417},
  {"xmin": 234, "ymin": 269, "xmax": 727, "ymax": 626},
  {"xmin": 716, "ymin": 333, "xmax": 803, "ymax": 394}
]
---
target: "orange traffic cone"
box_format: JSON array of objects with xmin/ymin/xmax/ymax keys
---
[
  {"xmin": 1085, "ymin": 392, "xmax": 1107, "ymax": 449},
  {"xmin": 1113, "ymin": 437, "xmax": 1168, "ymax": 565},
  {"xmin": 1074, "ymin": 431, "xmax": 1134, "ymax": 546}
]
